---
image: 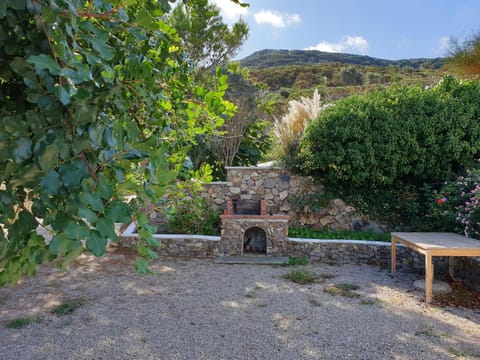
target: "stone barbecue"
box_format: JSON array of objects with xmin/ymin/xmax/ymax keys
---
[{"xmin": 219, "ymin": 199, "xmax": 290, "ymax": 256}]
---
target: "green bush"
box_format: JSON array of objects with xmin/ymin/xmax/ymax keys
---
[
  {"xmin": 162, "ymin": 182, "xmax": 222, "ymax": 236},
  {"xmin": 295, "ymin": 76, "xmax": 480, "ymax": 229}
]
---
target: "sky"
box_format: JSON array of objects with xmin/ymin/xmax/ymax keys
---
[{"xmin": 210, "ymin": 0, "xmax": 480, "ymax": 61}]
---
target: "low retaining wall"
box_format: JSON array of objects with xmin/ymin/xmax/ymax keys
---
[
  {"xmin": 119, "ymin": 223, "xmax": 443, "ymax": 269},
  {"xmin": 120, "ymin": 223, "xmax": 220, "ymax": 258}
]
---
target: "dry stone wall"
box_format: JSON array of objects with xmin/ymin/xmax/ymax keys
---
[{"xmin": 200, "ymin": 166, "xmax": 382, "ymax": 232}]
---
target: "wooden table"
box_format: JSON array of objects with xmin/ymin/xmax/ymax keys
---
[{"xmin": 391, "ymin": 232, "xmax": 480, "ymax": 303}]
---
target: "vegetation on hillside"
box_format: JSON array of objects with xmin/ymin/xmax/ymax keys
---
[{"xmin": 240, "ymin": 49, "xmax": 445, "ymax": 69}]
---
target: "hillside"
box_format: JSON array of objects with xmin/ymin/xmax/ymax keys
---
[
  {"xmin": 239, "ymin": 49, "xmax": 445, "ymax": 69},
  {"xmin": 236, "ymin": 49, "xmax": 445, "ymax": 121}
]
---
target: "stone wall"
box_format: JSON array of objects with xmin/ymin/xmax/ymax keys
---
[
  {"xmin": 200, "ymin": 166, "xmax": 378, "ymax": 231},
  {"xmin": 119, "ymin": 222, "xmax": 443, "ymax": 268},
  {"xmin": 120, "ymin": 223, "xmax": 219, "ymax": 258}
]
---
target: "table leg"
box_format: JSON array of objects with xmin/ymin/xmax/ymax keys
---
[
  {"xmin": 449, "ymin": 256, "xmax": 455, "ymax": 279},
  {"xmin": 391, "ymin": 238, "xmax": 396, "ymax": 274},
  {"xmin": 425, "ymin": 253, "xmax": 433, "ymax": 304}
]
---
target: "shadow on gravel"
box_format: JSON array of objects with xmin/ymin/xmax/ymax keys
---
[{"xmin": 0, "ymin": 247, "xmax": 479, "ymax": 360}]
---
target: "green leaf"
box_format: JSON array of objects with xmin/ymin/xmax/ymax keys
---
[
  {"xmin": 96, "ymin": 175, "xmax": 114, "ymax": 200},
  {"xmin": 78, "ymin": 206, "xmax": 98, "ymax": 223},
  {"xmin": 80, "ymin": 191, "xmax": 104, "ymax": 212},
  {"xmin": 49, "ymin": 234, "xmax": 74, "ymax": 256},
  {"xmin": 9, "ymin": 211, "xmax": 37, "ymax": 240},
  {"xmin": 38, "ymin": 145, "xmax": 59, "ymax": 171},
  {"xmin": 96, "ymin": 217, "xmax": 117, "ymax": 240},
  {"xmin": 40, "ymin": 170, "xmax": 62, "ymax": 195},
  {"xmin": 105, "ymin": 200, "xmax": 131, "ymax": 223},
  {"xmin": 11, "ymin": 138, "xmax": 32, "ymax": 163},
  {"xmin": 54, "ymin": 84, "xmax": 70, "ymax": 105},
  {"xmin": 88, "ymin": 122, "xmax": 105, "ymax": 148},
  {"xmin": 58, "ymin": 160, "xmax": 89, "ymax": 189},
  {"xmin": 136, "ymin": 9, "xmax": 158, "ymax": 31},
  {"xmin": 134, "ymin": 258, "xmax": 152, "ymax": 274},
  {"xmin": 27, "ymin": 54, "xmax": 61, "ymax": 75},
  {"xmin": 63, "ymin": 220, "xmax": 89, "ymax": 240},
  {"xmin": 86, "ymin": 231, "xmax": 107, "ymax": 256},
  {"xmin": 122, "ymin": 149, "xmax": 148, "ymax": 160}
]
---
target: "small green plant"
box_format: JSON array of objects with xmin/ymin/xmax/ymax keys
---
[
  {"xmin": 283, "ymin": 256, "xmax": 309, "ymax": 266},
  {"xmin": 288, "ymin": 227, "xmax": 391, "ymax": 242},
  {"xmin": 6, "ymin": 316, "xmax": 41, "ymax": 329},
  {"xmin": 282, "ymin": 269, "xmax": 317, "ymax": 284},
  {"xmin": 360, "ymin": 299, "xmax": 376, "ymax": 306},
  {"xmin": 324, "ymin": 283, "xmax": 361, "ymax": 298},
  {"xmin": 257, "ymin": 304, "xmax": 268, "ymax": 308},
  {"xmin": 51, "ymin": 299, "xmax": 85, "ymax": 315}
]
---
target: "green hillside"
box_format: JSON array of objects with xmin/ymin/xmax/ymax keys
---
[
  {"xmin": 235, "ymin": 49, "xmax": 446, "ymax": 122},
  {"xmin": 239, "ymin": 49, "xmax": 445, "ymax": 69}
]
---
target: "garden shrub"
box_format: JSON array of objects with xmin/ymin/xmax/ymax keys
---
[{"xmin": 295, "ymin": 76, "xmax": 480, "ymax": 229}]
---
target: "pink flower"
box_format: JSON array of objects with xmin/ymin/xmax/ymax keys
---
[{"xmin": 437, "ymin": 197, "xmax": 447, "ymax": 205}]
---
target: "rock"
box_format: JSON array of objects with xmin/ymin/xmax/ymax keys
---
[
  {"xmin": 214, "ymin": 198, "xmax": 225, "ymax": 205},
  {"xmin": 279, "ymin": 190, "xmax": 289, "ymax": 200},
  {"xmin": 277, "ymin": 181, "xmax": 290, "ymax": 191},
  {"xmin": 230, "ymin": 187, "xmax": 241, "ymax": 195},
  {"xmin": 332, "ymin": 198, "xmax": 346, "ymax": 209},
  {"xmin": 320, "ymin": 216, "xmax": 335, "ymax": 226},
  {"xmin": 413, "ymin": 280, "xmax": 452, "ymax": 295}
]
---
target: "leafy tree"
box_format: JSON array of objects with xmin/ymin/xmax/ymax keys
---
[
  {"xmin": 0, "ymin": 0, "xmax": 235, "ymax": 285},
  {"xmin": 446, "ymin": 31, "xmax": 480, "ymax": 79},
  {"xmin": 169, "ymin": 0, "xmax": 248, "ymax": 72}
]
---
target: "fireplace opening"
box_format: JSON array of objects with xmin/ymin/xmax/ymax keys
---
[{"xmin": 243, "ymin": 227, "xmax": 267, "ymax": 254}]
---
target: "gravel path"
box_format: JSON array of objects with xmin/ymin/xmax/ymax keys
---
[{"xmin": 1, "ymin": 246, "xmax": 479, "ymax": 360}]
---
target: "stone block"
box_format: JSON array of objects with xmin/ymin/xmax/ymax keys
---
[{"xmin": 277, "ymin": 181, "xmax": 290, "ymax": 191}]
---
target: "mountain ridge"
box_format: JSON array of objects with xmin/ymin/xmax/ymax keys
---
[{"xmin": 239, "ymin": 49, "xmax": 445, "ymax": 69}]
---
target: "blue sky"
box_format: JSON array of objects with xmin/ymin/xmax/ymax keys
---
[{"xmin": 211, "ymin": 0, "xmax": 480, "ymax": 60}]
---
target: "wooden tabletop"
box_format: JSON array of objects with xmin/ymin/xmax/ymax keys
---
[{"xmin": 392, "ymin": 232, "xmax": 480, "ymax": 252}]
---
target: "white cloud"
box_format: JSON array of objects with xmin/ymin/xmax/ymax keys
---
[
  {"xmin": 437, "ymin": 36, "xmax": 451, "ymax": 54},
  {"xmin": 211, "ymin": 0, "xmax": 248, "ymax": 23},
  {"xmin": 306, "ymin": 36, "xmax": 369, "ymax": 54},
  {"xmin": 254, "ymin": 10, "xmax": 302, "ymax": 28}
]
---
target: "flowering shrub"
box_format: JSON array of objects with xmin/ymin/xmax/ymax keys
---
[
  {"xmin": 454, "ymin": 170, "xmax": 480, "ymax": 238},
  {"xmin": 437, "ymin": 169, "xmax": 480, "ymax": 239}
]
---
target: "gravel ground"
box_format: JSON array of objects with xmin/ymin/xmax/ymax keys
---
[{"xmin": 0, "ymin": 246, "xmax": 479, "ymax": 360}]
